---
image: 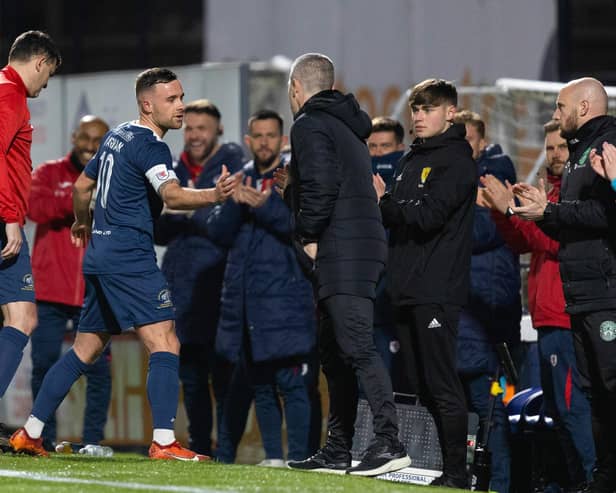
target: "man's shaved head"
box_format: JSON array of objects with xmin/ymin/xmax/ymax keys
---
[
  {"xmin": 289, "ymin": 53, "xmax": 334, "ymax": 95},
  {"xmin": 564, "ymin": 77, "xmax": 608, "ymax": 116},
  {"xmin": 553, "ymin": 77, "xmax": 609, "ymax": 139}
]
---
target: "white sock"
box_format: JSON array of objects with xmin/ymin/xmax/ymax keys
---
[
  {"xmin": 153, "ymin": 429, "xmax": 175, "ymax": 446},
  {"xmin": 24, "ymin": 415, "xmax": 45, "ymax": 439}
]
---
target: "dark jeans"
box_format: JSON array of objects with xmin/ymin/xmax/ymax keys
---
[
  {"xmin": 319, "ymin": 294, "xmax": 398, "ymax": 450},
  {"xmin": 253, "ymin": 358, "xmax": 311, "ymax": 461},
  {"xmin": 462, "ymin": 373, "xmax": 511, "ymax": 493},
  {"xmin": 179, "ymin": 343, "xmax": 228, "ymax": 456},
  {"xmin": 570, "ymin": 310, "xmax": 616, "ymax": 480},
  {"xmin": 538, "ymin": 327, "xmax": 595, "ymax": 482},
  {"xmin": 395, "ymin": 303, "xmax": 468, "ymax": 478},
  {"xmin": 215, "ymin": 357, "xmax": 254, "ymax": 463},
  {"xmin": 30, "ymin": 301, "xmax": 111, "ymax": 444}
]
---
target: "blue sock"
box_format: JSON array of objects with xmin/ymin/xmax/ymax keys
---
[
  {"xmin": 31, "ymin": 349, "xmax": 89, "ymax": 423},
  {"xmin": 0, "ymin": 326, "xmax": 29, "ymax": 398},
  {"xmin": 147, "ymin": 352, "xmax": 179, "ymax": 430}
]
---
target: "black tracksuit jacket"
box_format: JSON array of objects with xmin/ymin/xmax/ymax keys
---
[
  {"xmin": 379, "ymin": 123, "xmax": 477, "ymax": 307},
  {"xmin": 539, "ymin": 115, "xmax": 616, "ymax": 314}
]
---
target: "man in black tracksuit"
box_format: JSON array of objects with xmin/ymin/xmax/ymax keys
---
[
  {"xmin": 513, "ymin": 78, "xmax": 616, "ymax": 493},
  {"xmin": 284, "ymin": 53, "xmax": 410, "ymax": 477},
  {"xmin": 374, "ymin": 79, "xmax": 477, "ymax": 488}
]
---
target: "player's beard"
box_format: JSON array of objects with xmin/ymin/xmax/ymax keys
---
[
  {"xmin": 254, "ymin": 151, "xmax": 277, "ymax": 171},
  {"xmin": 187, "ymin": 139, "xmax": 217, "ymax": 164},
  {"xmin": 559, "ymin": 114, "xmax": 578, "ymax": 141}
]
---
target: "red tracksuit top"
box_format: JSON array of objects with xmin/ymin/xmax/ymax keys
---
[
  {"xmin": 491, "ymin": 174, "xmax": 570, "ymax": 330},
  {"xmin": 0, "ymin": 65, "xmax": 32, "ymax": 225},
  {"xmin": 28, "ymin": 154, "xmax": 86, "ymax": 307}
]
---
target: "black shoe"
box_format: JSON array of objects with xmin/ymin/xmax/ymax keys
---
[
  {"xmin": 287, "ymin": 443, "xmax": 351, "ymax": 474},
  {"xmin": 430, "ymin": 474, "xmax": 468, "ymax": 489},
  {"xmin": 584, "ymin": 466, "xmax": 615, "ymax": 493},
  {"xmin": 0, "ymin": 423, "xmax": 11, "ymax": 453},
  {"xmin": 346, "ymin": 438, "xmax": 411, "ymax": 477}
]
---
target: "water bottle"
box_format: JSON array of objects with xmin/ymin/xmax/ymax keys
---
[{"xmin": 78, "ymin": 444, "xmax": 114, "ymax": 457}]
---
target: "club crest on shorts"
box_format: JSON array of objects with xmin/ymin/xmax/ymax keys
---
[
  {"xmin": 21, "ymin": 274, "xmax": 34, "ymax": 291},
  {"xmin": 550, "ymin": 354, "xmax": 558, "ymax": 367},
  {"xmin": 157, "ymin": 289, "xmax": 173, "ymax": 309},
  {"xmin": 599, "ymin": 320, "xmax": 616, "ymax": 342}
]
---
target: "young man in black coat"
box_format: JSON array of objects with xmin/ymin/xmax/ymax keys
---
[
  {"xmin": 374, "ymin": 79, "xmax": 477, "ymax": 488},
  {"xmin": 283, "ymin": 52, "xmax": 410, "ymax": 477}
]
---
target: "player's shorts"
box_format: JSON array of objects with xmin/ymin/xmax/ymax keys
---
[
  {"xmin": 79, "ymin": 270, "xmax": 175, "ymax": 334},
  {"xmin": 0, "ymin": 226, "xmax": 35, "ymax": 305}
]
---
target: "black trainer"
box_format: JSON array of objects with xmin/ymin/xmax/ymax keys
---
[
  {"xmin": 287, "ymin": 443, "xmax": 351, "ymax": 474},
  {"xmin": 584, "ymin": 465, "xmax": 616, "ymax": 493},
  {"xmin": 0, "ymin": 423, "xmax": 11, "ymax": 453},
  {"xmin": 346, "ymin": 438, "xmax": 411, "ymax": 476},
  {"xmin": 430, "ymin": 473, "xmax": 469, "ymax": 489}
]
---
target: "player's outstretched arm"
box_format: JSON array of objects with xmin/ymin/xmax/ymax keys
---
[
  {"xmin": 71, "ymin": 172, "xmax": 97, "ymax": 247},
  {"xmin": 160, "ymin": 165, "xmax": 241, "ymax": 210}
]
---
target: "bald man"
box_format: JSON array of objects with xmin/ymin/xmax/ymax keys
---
[
  {"xmin": 27, "ymin": 115, "xmax": 112, "ymax": 450},
  {"xmin": 512, "ymin": 78, "xmax": 616, "ymax": 492}
]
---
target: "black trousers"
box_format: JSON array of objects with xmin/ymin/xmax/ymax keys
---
[
  {"xmin": 319, "ymin": 294, "xmax": 399, "ymax": 450},
  {"xmin": 571, "ymin": 309, "xmax": 616, "ymax": 477},
  {"xmin": 395, "ymin": 303, "xmax": 468, "ymax": 477}
]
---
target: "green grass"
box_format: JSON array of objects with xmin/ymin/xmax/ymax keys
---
[{"xmin": 0, "ymin": 452, "xmax": 456, "ymax": 493}]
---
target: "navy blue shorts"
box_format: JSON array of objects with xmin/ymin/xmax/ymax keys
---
[
  {"xmin": 79, "ymin": 270, "xmax": 175, "ymax": 335},
  {"xmin": 0, "ymin": 227, "xmax": 35, "ymax": 305}
]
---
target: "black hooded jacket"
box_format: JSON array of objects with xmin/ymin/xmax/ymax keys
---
[
  {"xmin": 539, "ymin": 115, "xmax": 616, "ymax": 313},
  {"xmin": 286, "ymin": 90, "xmax": 387, "ymax": 300},
  {"xmin": 379, "ymin": 123, "xmax": 477, "ymax": 307}
]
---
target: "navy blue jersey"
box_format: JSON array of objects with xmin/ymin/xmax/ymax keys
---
[{"xmin": 83, "ymin": 121, "xmax": 178, "ymax": 274}]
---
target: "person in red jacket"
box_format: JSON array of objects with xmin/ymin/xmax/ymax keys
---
[
  {"xmin": 28, "ymin": 115, "xmax": 111, "ymax": 450},
  {"xmin": 0, "ymin": 31, "xmax": 61, "ymax": 447},
  {"xmin": 479, "ymin": 120, "xmax": 595, "ymax": 488}
]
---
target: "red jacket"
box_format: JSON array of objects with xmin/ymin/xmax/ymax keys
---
[
  {"xmin": 491, "ymin": 174, "xmax": 570, "ymax": 330},
  {"xmin": 0, "ymin": 65, "xmax": 33, "ymax": 224},
  {"xmin": 28, "ymin": 153, "xmax": 86, "ymax": 307}
]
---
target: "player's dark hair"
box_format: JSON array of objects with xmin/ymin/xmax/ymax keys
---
[
  {"xmin": 248, "ymin": 109, "xmax": 284, "ymax": 134},
  {"xmin": 409, "ymin": 78, "xmax": 457, "ymax": 108},
  {"xmin": 371, "ymin": 116, "xmax": 404, "ymax": 144},
  {"xmin": 8, "ymin": 30, "xmax": 61, "ymax": 67},
  {"xmin": 135, "ymin": 68, "xmax": 178, "ymax": 97}
]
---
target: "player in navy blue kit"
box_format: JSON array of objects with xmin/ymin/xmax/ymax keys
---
[{"xmin": 9, "ymin": 68, "xmax": 239, "ymax": 461}]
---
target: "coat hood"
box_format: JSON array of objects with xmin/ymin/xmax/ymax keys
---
[{"xmin": 298, "ymin": 89, "xmax": 372, "ymax": 140}]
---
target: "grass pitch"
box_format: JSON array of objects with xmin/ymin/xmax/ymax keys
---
[{"xmin": 0, "ymin": 452, "xmax": 459, "ymax": 492}]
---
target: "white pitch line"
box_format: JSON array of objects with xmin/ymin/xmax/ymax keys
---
[{"xmin": 0, "ymin": 469, "xmax": 231, "ymax": 492}]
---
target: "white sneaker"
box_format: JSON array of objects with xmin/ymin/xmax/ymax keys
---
[{"xmin": 257, "ymin": 459, "xmax": 286, "ymax": 468}]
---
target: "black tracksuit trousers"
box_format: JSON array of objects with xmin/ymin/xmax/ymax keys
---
[
  {"xmin": 318, "ymin": 294, "xmax": 399, "ymax": 450},
  {"xmin": 395, "ymin": 303, "xmax": 468, "ymax": 478}
]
